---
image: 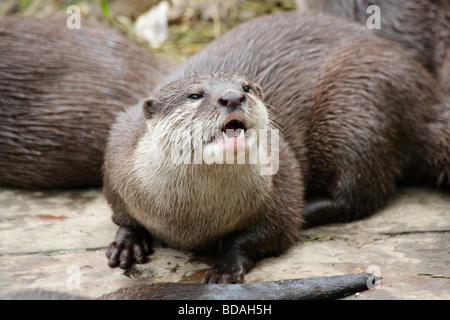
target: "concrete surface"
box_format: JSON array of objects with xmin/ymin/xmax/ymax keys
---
[{"xmin": 0, "ymin": 187, "xmax": 449, "ymax": 299}]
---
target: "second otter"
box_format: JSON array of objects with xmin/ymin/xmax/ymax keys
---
[
  {"xmin": 0, "ymin": 15, "xmax": 174, "ymax": 189},
  {"xmin": 103, "ymin": 12, "xmax": 450, "ymax": 283}
]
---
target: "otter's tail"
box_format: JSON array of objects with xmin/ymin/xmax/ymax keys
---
[
  {"xmin": 1, "ymin": 273, "xmax": 375, "ymax": 300},
  {"xmin": 101, "ymin": 273, "xmax": 376, "ymax": 300}
]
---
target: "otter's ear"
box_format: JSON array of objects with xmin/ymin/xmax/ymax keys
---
[
  {"xmin": 253, "ymin": 83, "xmax": 264, "ymax": 100},
  {"xmin": 142, "ymin": 97, "xmax": 156, "ymax": 119}
]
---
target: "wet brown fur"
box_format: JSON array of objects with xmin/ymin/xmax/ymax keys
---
[
  {"xmin": 297, "ymin": 0, "xmax": 450, "ymax": 91},
  {"xmin": 0, "ymin": 14, "xmax": 174, "ymax": 188}
]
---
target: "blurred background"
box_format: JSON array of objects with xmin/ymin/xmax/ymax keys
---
[{"xmin": 0, "ymin": 0, "xmax": 297, "ymax": 63}]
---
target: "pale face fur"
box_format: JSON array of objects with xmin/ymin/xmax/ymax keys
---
[{"xmin": 115, "ymin": 74, "xmax": 275, "ymax": 250}]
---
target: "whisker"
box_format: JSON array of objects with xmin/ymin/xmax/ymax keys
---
[{"xmin": 262, "ymin": 102, "xmax": 285, "ymax": 132}]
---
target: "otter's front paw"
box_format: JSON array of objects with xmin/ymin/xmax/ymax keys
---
[{"xmin": 106, "ymin": 226, "xmax": 153, "ymax": 269}]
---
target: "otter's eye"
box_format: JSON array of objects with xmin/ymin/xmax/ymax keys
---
[
  {"xmin": 243, "ymin": 85, "xmax": 252, "ymax": 93},
  {"xmin": 188, "ymin": 93, "xmax": 203, "ymax": 100}
]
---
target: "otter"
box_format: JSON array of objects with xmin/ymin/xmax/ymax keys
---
[
  {"xmin": 0, "ymin": 14, "xmax": 174, "ymax": 189},
  {"xmin": 104, "ymin": 72, "xmax": 304, "ymax": 284},
  {"xmin": 296, "ymin": 0, "xmax": 450, "ymax": 91},
  {"xmin": 104, "ymin": 12, "xmax": 450, "ymax": 284}
]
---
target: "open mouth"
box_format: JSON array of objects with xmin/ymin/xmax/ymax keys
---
[
  {"xmin": 220, "ymin": 119, "xmax": 247, "ymax": 140},
  {"xmin": 207, "ymin": 118, "xmax": 248, "ymax": 150},
  {"xmin": 202, "ymin": 116, "xmax": 253, "ymax": 163}
]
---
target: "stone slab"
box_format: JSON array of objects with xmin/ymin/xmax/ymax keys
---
[{"xmin": 0, "ymin": 187, "xmax": 449, "ymax": 300}]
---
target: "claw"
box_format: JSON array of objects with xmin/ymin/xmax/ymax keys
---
[{"xmin": 106, "ymin": 226, "xmax": 153, "ymax": 269}]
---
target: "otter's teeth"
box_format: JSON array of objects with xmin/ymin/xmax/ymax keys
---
[{"xmin": 222, "ymin": 131, "xmax": 228, "ymax": 141}]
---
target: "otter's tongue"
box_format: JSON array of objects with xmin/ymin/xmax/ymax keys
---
[{"xmin": 219, "ymin": 120, "xmax": 247, "ymax": 152}]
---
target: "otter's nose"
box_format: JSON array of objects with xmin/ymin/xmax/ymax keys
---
[{"xmin": 218, "ymin": 92, "xmax": 246, "ymax": 109}]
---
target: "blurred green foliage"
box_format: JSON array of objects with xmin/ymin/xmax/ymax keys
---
[{"xmin": 1, "ymin": 0, "xmax": 296, "ymax": 63}]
